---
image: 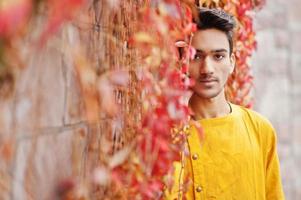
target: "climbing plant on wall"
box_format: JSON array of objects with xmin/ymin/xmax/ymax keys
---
[
  {"xmin": 0, "ymin": 0, "xmax": 265, "ymax": 199},
  {"xmin": 109, "ymin": 0, "xmax": 266, "ymax": 199},
  {"xmin": 106, "ymin": 0, "xmax": 266, "ymax": 199}
]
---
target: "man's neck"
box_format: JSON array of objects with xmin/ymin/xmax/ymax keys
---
[{"xmin": 189, "ymin": 93, "xmax": 231, "ymax": 120}]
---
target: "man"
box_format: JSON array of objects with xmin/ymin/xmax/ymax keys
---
[{"xmin": 165, "ymin": 8, "xmax": 285, "ymax": 199}]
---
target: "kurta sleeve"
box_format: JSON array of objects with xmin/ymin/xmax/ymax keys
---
[{"xmin": 265, "ymin": 127, "xmax": 285, "ymax": 200}]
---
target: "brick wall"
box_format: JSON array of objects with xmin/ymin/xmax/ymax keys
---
[
  {"xmin": 253, "ymin": 0, "xmax": 301, "ymax": 199},
  {"xmin": 0, "ymin": 1, "xmax": 140, "ymax": 199}
]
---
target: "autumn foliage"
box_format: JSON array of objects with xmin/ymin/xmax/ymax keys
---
[
  {"xmin": 109, "ymin": 0, "xmax": 265, "ymax": 198},
  {"xmin": 0, "ymin": 0, "xmax": 265, "ymax": 199}
]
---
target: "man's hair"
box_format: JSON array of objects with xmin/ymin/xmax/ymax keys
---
[{"xmin": 195, "ymin": 8, "xmax": 236, "ymax": 55}]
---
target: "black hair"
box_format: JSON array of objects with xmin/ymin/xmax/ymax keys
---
[{"xmin": 195, "ymin": 8, "xmax": 236, "ymax": 55}]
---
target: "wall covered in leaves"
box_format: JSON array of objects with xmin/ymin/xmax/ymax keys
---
[{"xmin": 0, "ymin": 0, "xmax": 268, "ymax": 199}]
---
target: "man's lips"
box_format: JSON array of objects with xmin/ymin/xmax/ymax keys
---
[{"xmin": 198, "ymin": 78, "xmax": 218, "ymax": 82}]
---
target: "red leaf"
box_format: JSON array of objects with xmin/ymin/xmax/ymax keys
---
[
  {"xmin": 39, "ymin": 0, "xmax": 87, "ymax": 45},
  {"xmin": 0, "ymin": 0, "xmax": 32, "ymax": 37},
  {"xmin": 175, "ymin": 40, "xmax": 187, "ymax": 47}
]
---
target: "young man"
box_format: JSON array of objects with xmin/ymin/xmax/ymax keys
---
[{"xmin": 165, "ymin": 8, "xmax": 285, "ymax": 199}]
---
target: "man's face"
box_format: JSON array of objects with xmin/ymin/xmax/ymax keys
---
[{"xmin": 189, "ymin": 28, "xmax": 235, "ymax": 99}]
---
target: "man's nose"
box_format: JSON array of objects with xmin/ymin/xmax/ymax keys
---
[{"xmin": 199, "ymin": 57, "xmax": 214, "ymax": 74}]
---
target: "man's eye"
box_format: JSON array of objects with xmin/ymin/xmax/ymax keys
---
[{"xmin": 213, "ymin": 54, "xmax": 225, "ymax": 61}]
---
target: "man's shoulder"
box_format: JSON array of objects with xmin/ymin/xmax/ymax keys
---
[
  {"xmin": 232, "ymin": 103, "xmax": 274, "ymax": 131},
  {"xmin": 232, "ymin": 103, "xmax": 277, "ymax": 147}
]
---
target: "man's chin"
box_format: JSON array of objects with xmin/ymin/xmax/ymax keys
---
[{"xmin": 192, "ymin": 90, "xmax": 220, "ymax": 99}]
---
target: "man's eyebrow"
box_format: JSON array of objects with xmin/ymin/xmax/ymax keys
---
[
  {"xmin": 212, "ymin": 49, "xmax": 228, "ymax": 53},
  {"xmin": 195, "ymin": 48, "xmax": 228, "ymax": 53}
]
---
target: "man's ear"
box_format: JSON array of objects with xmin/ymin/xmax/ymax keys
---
[{"xmin": 230, "ymin": 53, "xmax": 236, "ymax": 74}]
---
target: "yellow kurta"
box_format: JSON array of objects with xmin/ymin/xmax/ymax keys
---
[{"xmin": 165, "ymin": 103, "xmax": 285, "ymax": 200}]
